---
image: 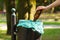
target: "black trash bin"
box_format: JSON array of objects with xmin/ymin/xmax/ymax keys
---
[
  {"xmin": 17, "ymin": 27, "xmax": 42, "ymax": 40},
  {"xmin": 17, "ymin": 10, "xmax": 43, "ymax": 40}
]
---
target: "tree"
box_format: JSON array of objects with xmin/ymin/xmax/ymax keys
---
[
  {"xmin": 0, "ymin": 0, "xmax": 4, "ymax": 11},
  {"xmin": 5, "ymin": 0, "xmax": 15, "ymax": 35},
  {"xmin": 17, "ymin": 0, "xmax": 30, "ymax": 40}
]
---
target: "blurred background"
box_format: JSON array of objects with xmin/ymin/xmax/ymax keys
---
[{"xmin": 0, "ymin": 0, "xmax": 60, "ymax": 40}]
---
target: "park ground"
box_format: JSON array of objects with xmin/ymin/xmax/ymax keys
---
[
  {"xmin": 0, "ymin": 22, "xmax": 60, "ymax": 40},
  {"xmin": 0, "ymin": 13, "xmax": 60, "ymax": 40},
  {"xmin": 0, "ymin": 24, "xmax": 60, "ymax": 40}
]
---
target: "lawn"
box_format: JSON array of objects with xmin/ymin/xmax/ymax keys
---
[
  {"xmin": 0, "ymin": 29, "xmax": 60, "ymax": 40},
  {"xmin": 0, "ymin": 14, "xmax": 6, "ymax": 23},
  {"xmin": 42, "ymin": 29, "xmax": 60, "ymax": 40},
  {"xmin": 44, "ymin": 22, "xmax": 60, "ymax": 25},
  {"xmin": 0, "ymin": 30, "xmax": 11, "ymax": 40}
]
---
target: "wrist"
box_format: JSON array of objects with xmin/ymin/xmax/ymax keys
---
[{"xmin": 46, "ymin": 5, "xmax": 52, "ymax": 10}]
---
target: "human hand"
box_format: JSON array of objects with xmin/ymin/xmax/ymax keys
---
[{"xmin": 36, "ymin": 6, "xmax": 47, "ymax": 11}]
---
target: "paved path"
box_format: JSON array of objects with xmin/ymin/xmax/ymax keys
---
[
  {"xmin": 0, "ymin": 23, "xmax": 7, "ymax": 30},
  {"xmin": 44, "ymin": 25, "xmax": 60, "ymax": 29},
  {"xmin": 0, "ymin": 23, "xmax": 60, "ymax": 30}
]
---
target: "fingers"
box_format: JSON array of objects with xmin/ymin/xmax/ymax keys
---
[
  {"xmin": 36, "ymin": 6, "xmax": 46, "ymax": 11},
  {"xmin": 36, "ymin": 6, "xmax": 42, "ymax": 11}
]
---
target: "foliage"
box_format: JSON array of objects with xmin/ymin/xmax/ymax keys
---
[{"xmin": 0, "ymin": 0, "xmax": 4, "ymax": 11}]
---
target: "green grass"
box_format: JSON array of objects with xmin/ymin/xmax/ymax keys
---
[
  {"xmin": 0, "ymin": 29, "xmax": 60, "ymax": 40},
  {"xmin": 0, "ymin": 21, "xmax": 60, "ymax": 25},
  {"xmin": 0, "ymin": 30, "xmax": 11, "ymax": 40},
  {"xmin": 0, "ymin": 14, "xmax": 6, "ymax": 23},
  {"xmin": 44, "ymin": 22, "xmax": 60, "ymax": 25},
  {"xmin": 42, "ymin": 29, "xmax": 60, "ymax": 40},
  {"xmin": 0, "ymin": 21, "xmax": 6, "ymax": 23}
]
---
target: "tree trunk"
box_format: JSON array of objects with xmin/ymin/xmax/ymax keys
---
[
  {"xmin": 17, "ymin": 0, "xmax": 29, "ymax": 40},
  {"xmin": 5, "ymin": 0, "xmax": 15, "ymax": 35},
  {"xmin": 5, "ymin": 0, "xmax": 12, "ymax": 35}
]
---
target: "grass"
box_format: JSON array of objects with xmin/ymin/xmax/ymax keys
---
[
  {"xmin": 0, "ymin": 21, "xmax": 60, "ymax": 25},
  {"xmin": 0, "ymin": 14, "xmax": 6, "ymax": 23},
  {"xmin": 0, "ymin": 30, "xmax": 11, "ymax": 40},
  {"xmin": 44, "ymin": 22, "xmax": 60, "ymax": 25},
  {"xmin": 42, "ymin": 29, "xmax": 60, "ymax": 40},
  {"xmin": 0, "ymin": 29, "xmax": 60, "ymax": 40},
  {"xmin": 0, "ymin": 21, "xmax": 6, "ymax": 23}
]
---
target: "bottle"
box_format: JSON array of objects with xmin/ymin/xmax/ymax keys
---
[{"xmin": 33, "ymin": 10, "xmax": 42, "ymax": 21}]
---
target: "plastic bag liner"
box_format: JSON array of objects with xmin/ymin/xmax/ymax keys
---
[{"xmin": 17, "ymin": 20, "xmax": 44, "ymax": 34}]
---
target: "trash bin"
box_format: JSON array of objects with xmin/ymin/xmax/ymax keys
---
[
  {"xmin": 17, "ymin": 20, "xmax": 44, "ymax": 40},
  {"xmin": 17, "ymin": 10, "xmax": 44, "ymax": 40}
]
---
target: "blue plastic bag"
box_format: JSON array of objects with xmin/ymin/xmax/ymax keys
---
[{"xmin": 17, "ymin": 20, "xmax": 44, "ymax": 34}]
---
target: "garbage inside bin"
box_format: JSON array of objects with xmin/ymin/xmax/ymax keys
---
[{"xmin": 17, "ymin": 20, "xmax": 44, "ymax": 34}]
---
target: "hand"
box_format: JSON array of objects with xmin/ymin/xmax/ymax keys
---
[{"xmin": 36, "ymin": 6, "xmax": 47, "ymax": 11}]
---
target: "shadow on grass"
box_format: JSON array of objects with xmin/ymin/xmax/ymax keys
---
[{"xmin": 0, "ymin": 30, "xmax": 11, "ymax": 40}]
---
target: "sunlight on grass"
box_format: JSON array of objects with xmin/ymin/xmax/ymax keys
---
[
  {"xmin": 44, "ymin": 22, "xmax": 60, "ymax": 25},
  {"xmin": 0, "ymin": 23, "xmax": 7, "ymax": 30},
  {"xmin": 42, "ymin": 29, "xmax": 60, "ymax": 40},
  {"xmin": 0, "ymin": 30, "xmax": 11, "ymax": 40},
  {"xmin": 0, "ymin": 39, "xmax": 4, "ymax": 40}
]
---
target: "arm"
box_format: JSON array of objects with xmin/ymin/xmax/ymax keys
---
[
  {"xmin": 46, "ymin": 0, "xmax": 60, "ymax": 9},
  {"xmin": 36, "ymin": 0, "xmax": 60, "ymax": 10}
]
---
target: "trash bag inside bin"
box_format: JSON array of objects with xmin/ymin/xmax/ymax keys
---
[{"xmin": 17, "ymin": 20, "xmax": 44, "ymax": 34}]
